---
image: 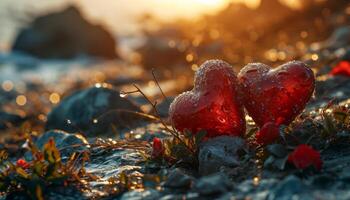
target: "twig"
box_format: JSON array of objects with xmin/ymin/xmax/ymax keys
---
[
  {"xmin": 132, "ymin": 84, "xmax": 195, "ymax": 154},
  {"xmin": 151, "ymin": 68, "xmax": 169, "ymax": 103},
  {"xmin": 96, "ymin": 109, "xmax": 160, "ymax": 121}
]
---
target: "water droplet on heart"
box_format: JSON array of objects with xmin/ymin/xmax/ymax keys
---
[
  {"xmin": 120, "ymin": 91, "xmax": 127, "ymax": 98},
  {"xmin": 217, "ymin": 116, "xmax": 226, "ymax": 123}
]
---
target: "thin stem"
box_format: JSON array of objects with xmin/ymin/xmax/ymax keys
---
[
  {"xmin": 151, "ymin": 68, "xmax": 169, "ymax": 103},
  {"xmin": 132, "ymin": 84, "xmax": 195, "ymax": 155}
]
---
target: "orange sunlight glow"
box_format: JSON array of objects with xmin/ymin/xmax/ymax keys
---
[{"xmin": 74, "ymin": 0, "xmax": 302, "ymax": 35}]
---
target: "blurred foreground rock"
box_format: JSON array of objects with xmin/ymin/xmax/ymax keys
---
[
  {"xmin": 12, "ymin": 6, "xmax": 118, "ymax": 59},
  {"xmin": 46, "ymin": 86, "xmax": 147, "ymax": 137},
  {"xmin": 194, "ymin": 173, "xmax": 232, "ymax": 196},
  {"xmin": 162, "ymin": 168, "xmax": 194, "ymax": 189}
]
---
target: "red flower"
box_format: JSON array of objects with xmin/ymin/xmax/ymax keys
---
[
  {"xmin": 151, "ymin": 137, "xmax": 164, "ymax": 158},
  {"xmin": 16, "ymin": 159, "xmax": 30, "ymax": 169},
  {"xmin": 330, "ymin": 61, "xmax": 350, "ymax": 77},
  {"xmin": 256, "ymin": 122, "xmax": 280, "ymax": 145},
  {"xmin": 288, "ymin": 144, "xmax": 322, "ymax": 170}
]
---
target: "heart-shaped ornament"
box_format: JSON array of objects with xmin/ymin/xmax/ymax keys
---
[
  {"xmin": 238, "ymin": 61, "xmax": 315, "ymax": 127},
  {"xmin": 169, "ymin": 60, "xmax": 246, "ymax": 138}
]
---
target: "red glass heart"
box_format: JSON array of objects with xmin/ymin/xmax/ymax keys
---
[
  {"xmin": 238, "ymin": 61, "xmax": 315, "ymax": 127},
  {"xmin": 169, "ymin": 60, "xmax": 246, "ymax": 138}
]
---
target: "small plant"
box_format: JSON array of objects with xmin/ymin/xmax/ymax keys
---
[
  {"xmin": 0, "ymin": 137, "xmax": 90, "ymax": 199},
  {"xmin": 150, "ymin": 129, "xmax": 207, "ymax": 167},
  {"xmin": 261, "ymin": 103, "xmax": 350, "ymax": 172},
  {"xmin": 121, "ymin": 69, "xmax": 207, "ymax": 168}
]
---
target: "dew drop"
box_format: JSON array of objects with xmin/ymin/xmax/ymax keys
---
[
  {"xmin": 120, "ymin": 91, "xmax": 127, "ymax": 98},
  {"xmin": 217, "ymin": 116, "xmax": 226, "ymax": 123}
]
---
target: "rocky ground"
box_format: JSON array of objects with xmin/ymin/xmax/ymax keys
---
[{"xmin": 1, "ymin": 1, "xmax": 350, "ymax": 200}]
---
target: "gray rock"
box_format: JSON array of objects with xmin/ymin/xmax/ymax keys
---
[
  {"xmin": 46, "ymin": 86, "xmax": 145, "ymax": 137},
  {"xmin": 159, "ymin": 193, "xmax": 199, "ymax": 200},
  {"xmin": 308, "ymin": 76, "xmax": 350, "ymax": 110},
  {"xmin": 198, "ymin": 136, "xmax": 245, "ymax": 175},
  {"xmin": 325, "ymin": 26, "xmax": 350, "ymax": 50},
  {"xmin": 35, "ymin": 130, "xmax": 88, "ymax": 157},
  {"xmin": 194, "ymin": 173, "xmax": 232, "ymax": 196},
  {"xmin": 163, "ymin": 168, "xmax": 193, "ymax": 189},
  {"xmin": 12, "ymin": 6, "xmax": 118, "ymax": 59},
  {"xmin": 119, "ymin": 189, "xmax": 160, "ymax": 200},
  {"xmin": 311, "ymin": 175, "xmax": 337, "ymax": 189},
  {"xmin": 342, "ymin": 49, "xmax": 350, "ymax": 61},
  {"xmin": 268, "ymin": 175, "xmax": 312, "ymax": 200}
]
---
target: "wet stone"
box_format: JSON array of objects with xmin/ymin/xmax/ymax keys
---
[
  {"xmin": 236, "ymin": 178, "xmax": 279, "ymax": 195},
  {"xmin": 35, "ymin": 130, "xmax": 88, "ymax": 158},
  {"xmin": 194, "ymin": 173, "xmax": 232, "ymax": 196},
  {"xmin": 128, "ymin": 123, "xmax": 170, "ymax": 142},
  {"xmin": 159, "ymin": 193, "xmax": 200, "ymax": 200},
  {"xmin": 46, "ymin": 87, "xmax": 146, "ymax": 137},
  {"xmin": 310, "ymin": 175, "xmax": 338, "ymax": 189},
  {"xmin": 267, "ymin": 175, "xmax": 311, "ymax": 200},
  {"xmin": 86, "ymin": 147, "xmax": 144, "ymax": 182},
  {"xmin": 162, "ymin": 168, "xmax": 194, "ymax": 189},
  {"xmin": 119, "ymin": 189, "xmax": 161, "ymax": 200},
  {"xmin": 198, "ymin": 136, "xmax": 245, "ymax": 175}
]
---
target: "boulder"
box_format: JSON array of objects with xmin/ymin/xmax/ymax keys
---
[
  {"xmin": 46, "ymin": 86, "xmax": 146, "ymax": 137},
  {"xmin": 12, "ymin": 6, "xmax": 118, "ymax": 59},
  {"xmin": 198, "ymin": 136, "xmax": 246, "ymax": 175},
  {"xmin": 0, "ymin": 111, "xmax": 25, "ymax": 130}
]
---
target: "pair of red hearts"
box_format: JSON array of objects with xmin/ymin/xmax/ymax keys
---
[{"xmin": 169, "ymin": 60, "xmax": 315, "ymax": 138}]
